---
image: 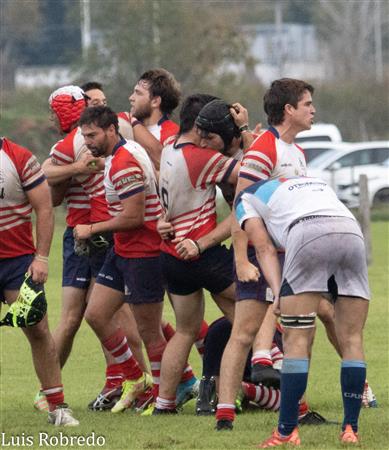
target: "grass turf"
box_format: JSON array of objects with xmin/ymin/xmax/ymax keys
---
[{"xmin": 0, "ymin": 220, "xmax": 388, "ymax": 449}]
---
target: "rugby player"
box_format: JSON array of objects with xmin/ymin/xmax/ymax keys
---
[
  {"xmin": 129, "ymin": 68, "xmax": 181, "ymax": 171},
  {"xmin": 40, "ymin": 85, "xmax": 146, "ymax": 412},
  {"xmin": 74, "ymin": 106, "xmax": 166, "ymax": 412},
  {"xmin": 235, "ymin": 176, "xmax": 370, "ymax": 446},
  {"xmin": 153, "ymin": 94, "xmax": 241, "ymax": 414},
  {"xmin": 215, "ymin": 79, "xmax": 316, "ymax": 429},
  {"xmin": 0, "ymin": 137, "xmax": 78, "ymax": 426},
  {"xmin": 129, "ymin": 70, "xmax": 209, "ymax": 406}
]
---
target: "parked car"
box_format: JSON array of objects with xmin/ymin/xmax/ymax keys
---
[
  {"xmin": 307, "ymin": 141, "xmax": 389, "ymax": 206},
  {"xmin": 296, "ymin": 123, "xmax": 342, "ymax": 144},
  {"xmin": 299, "ymin": 141, "xmax": 351, "ymax": 164},
  {"xmin": 338, "ymin": 159, "xmax": 389, "ymax": 207}
]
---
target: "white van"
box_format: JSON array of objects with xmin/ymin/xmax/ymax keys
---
[{"xmin": 296, "ymin": 123, "xmax": 342, "ymax": 144}]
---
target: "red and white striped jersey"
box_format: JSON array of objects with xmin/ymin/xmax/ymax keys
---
[
  {"xmin": 148, "ymin": 116, "xmax": 179, "ymax": 146},
  {"xmin": 159, "ymin": 142, "xmax": 238, "ymax": 258},
  {"xmin": 63, "ymin": 180, "xmax": 90, "ymax": 227},
  {"xmin": 105, "ymin": 139, "xmax": 162, "ymax": 258},
  {"xmin": 50, "ymin": 127, "xmax": 109, "ymax": 224},
  {"xmin": 0, "ymin": 138, "xmax": 46, "ymax": 258},
  {"xmin": 239, "ymin": 127, "xmax": 306, "ymax": 183}
]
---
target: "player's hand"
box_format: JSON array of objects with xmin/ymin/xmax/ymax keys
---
[
  {"xmin": 174, "ymin": 238, "xmax": 200, "ymax": 260},
  {"xmin": 252, "ymin": 122, "xmax": 263, "ymax": 136},
  {"xmin": 157, "ymin": 214, "xmax": 175, "ymax": 240},
  {"xmin": 73, "ymin": 151, "xmax": 101, "ymax": 175},
  {"xmin": 230, "ymin": 103, "xmax": 249, "ymax": 129},
  {"xmin": 28, "ymin": 259, "xmax": 48, "ymax": 284},
  {"xmin": 236, "ymin": 260, "xmax": 260, "ymax": 282},
  {"xmin": 74, "ymin": 224, "xmax": 92, "ymax": 241}
]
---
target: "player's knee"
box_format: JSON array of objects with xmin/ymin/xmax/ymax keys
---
[
  {"xmin": 318, "ymin": 302, "xmax": 335, "ymax": 325},
  {"xmin": 61, "ymin": 313, "xmax": 83, "ymax": 335},
  {"xmin": 24, "ymin": 317, "xmax": 51, "ymax": 342},
  {"xmin": 84, "ymin": 307, "xmax": 104, "ymax": 332},
  {"xmin": 231, "ymin": 326, "xmax": 256, "ymax": 349},
  {"xmin": 137, "ymin": 324, "xmax": 163, "ymax": 345},
  {"xmin": 175, "ymin": 324, "xmax": 200, "ymax": 342}
]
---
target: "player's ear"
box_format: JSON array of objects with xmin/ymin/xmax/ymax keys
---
[
  {"xmin": 284, "ymin": 103, "xmax": 295, "ymax": 117},
  {"xmin": 151, "ymin": 96, "xmax": 161, "ymax": 109}
]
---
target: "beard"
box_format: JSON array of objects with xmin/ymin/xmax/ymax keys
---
[
  {"xmin": 131, "ymin": 102, "xmax": 152, "ymax": 122},
  {"xmin": 88, "ymin": 147, "xmax": 105, "ymax": 157}
]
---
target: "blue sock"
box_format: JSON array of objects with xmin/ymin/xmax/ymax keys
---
[
  {"xmin": 341, "ymin": 360, "xmax": 366, "ymax": 432},
  {"xmin": 278, "ymin": 358, "xmax": 309, "ymax": 436}
]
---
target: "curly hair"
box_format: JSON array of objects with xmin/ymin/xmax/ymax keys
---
[{"xmin": 138, "ymin": 68, "xmax": 181, "ymax": 116}]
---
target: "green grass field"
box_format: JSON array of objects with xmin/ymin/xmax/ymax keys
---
[{"xmin": 1, "ymin": 219, "xmax": 388, "ymax": 449}]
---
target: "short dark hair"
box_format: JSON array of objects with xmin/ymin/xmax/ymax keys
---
[
  {"xmin": 178, "ymin": 94, "xmax": 218, "ymax": 135},
  {"xmin": 138, "ymin": 68, "xmax": 181, "ymax": 116},
  {"xmin": 264, "ymin": 78, "xmax": 314, "ymax": 126},
  {"xmin": 80, "ymin": 81, "xmax": 104, "ymax": 93},
  {"xmin": 79, "ymin": 106, "xmax": 119, "ymax": 134}
]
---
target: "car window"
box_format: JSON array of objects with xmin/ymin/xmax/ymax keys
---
[
  {"xmin": 370, "ymin": 148, "xmax": 389, "ymax": 164},
  {"xmin": 309, "ymin": 149, "xmax": 341, "ymax": 168},
  {"xmin": 334, "ymin": 149, "xmax": 372, "ymax": 168},
  {"xmin": 304, "ymin": 148, "xmax": 332, "ymax": 163}
]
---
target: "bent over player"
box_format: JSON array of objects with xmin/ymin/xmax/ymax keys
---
[{"xmin": 235, "ymin": 176, "xmax": 370, "ymax": 447}]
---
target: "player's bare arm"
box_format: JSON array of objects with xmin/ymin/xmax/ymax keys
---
[
  {"xmin": 26, "ymin": 180, "xmax": 55, "ymax": 283},
  {"xmin": 42, "ymin": 152, "xmax": 101, "ymax": 186},
  {"xmin": 243, "ymin": 217, "xmax": 281, "ymax": 301},
  {"xmin": 174, "ymin": 213, "xmax": 233, "ymax": 260},
  {"xmin": 74, "ymin": 190, "xmax": 145, "ymax": 240},
  {"xmin": 49, "ymin": 179, "xmax": 70, "ymax": 207},
  {"xmin": 131, "ymin": 120, "xmax": 163, "ymax": 171},
  {"xmin": 232, "ymin": 176, "xmax": 259, "ymax": 282}
]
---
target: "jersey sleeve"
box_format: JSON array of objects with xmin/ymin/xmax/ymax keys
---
[
  {"xmin": 183, "ymin": 145, "xmax": 238, "ymax": 189},
  {"xmin": 234, "ymin": 191, "xmax": 261, "ymax": 229},
  {"xmin": 239, "ymin": 132, "xmax": 277, "ymax": 182},
  {"xmin": 49, "ymin": 130, "xmax": 76, "ymax": 165},
  {"xmin": 160, "ymin": 120, "xmax": 179, "ymax": 145},
  {"xmin": 110, "ymin": 151, "xmax": 145, "ymax": 200},
  {"xmin": 10, "ymin": 143, "xmax": 46, "ymax": 191}
]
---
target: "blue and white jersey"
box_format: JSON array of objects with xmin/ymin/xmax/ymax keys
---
[{"xmin": 235, "ymin": 177, "xmax": 355, "ymax": 249}]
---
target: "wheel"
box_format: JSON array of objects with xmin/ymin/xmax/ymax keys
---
[{"xmin": 373, "ymin": 188, "xmax": 389, "ymax": 205}]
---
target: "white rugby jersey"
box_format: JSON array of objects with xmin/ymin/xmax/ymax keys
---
[
  {"xmin": 235, "ymin": 177, "xmax": 355, "ymax": 249},
  {"xmin": 0, "ymin": 137, "xmax": 46, "ymax": 258},
  {"xmin": 239, "ymin": 127, "xmax": 306, "ymax": 182},
  {"xmin": 159, "ymin": 141, "xmax": 238, "ymax": 258},
  {"xmin": 105, "ymin": 138, "xmax": 162, "ymax": 258}
]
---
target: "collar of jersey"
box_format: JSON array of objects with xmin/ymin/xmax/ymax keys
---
[
  {"xmin": 173, "ymin": 141, "xmax": 197, "ymax": 149},
  {"xmin": 268, "ymin": 126, "xmax": 280, "ymax": 139},
  {"xmin": 158, "ymin": 115, "xmax": 169, "ymax": 126},
  {"xmin": 112, "ymin": 137, "xmax": 126, "ymax": 156}
]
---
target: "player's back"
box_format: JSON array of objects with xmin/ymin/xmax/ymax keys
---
[{"xmin": 159, "ymin": 141, "xmax": 236, "ymax": 257}]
